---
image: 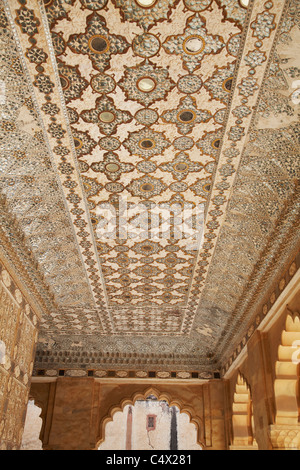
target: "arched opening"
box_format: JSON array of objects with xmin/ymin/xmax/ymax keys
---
[
  {"xmin": 230, "ymin": 373, "xmax": 257, "ymax": 450},
  {"xmin": 270, "ymin": 311, "xmax": 300, "ymax": 450},
  {"xmin": 97, "ymin": 389, "xmax": 203, "ymax": 450},
  {"xmin": 20, "ymin": 399, "xmax": 43, "ymax": 450}
]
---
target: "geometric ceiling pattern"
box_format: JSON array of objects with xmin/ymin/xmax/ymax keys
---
[{"xmin": 0, "ymin": 0, "xmax": 299, "ymax": 377}]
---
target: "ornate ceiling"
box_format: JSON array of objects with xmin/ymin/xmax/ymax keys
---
[{"xmin": 0, "ymin": 0, "xmax": 299, "ymax": 379}]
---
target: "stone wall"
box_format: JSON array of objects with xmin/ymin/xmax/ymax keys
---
[
  {"xmin": 0, "ymin": 259, "xmax": 40, "ymax": 450},
  {"xmin": 29, "ymin": 379, "xmax": 226, "ymax": 450}
]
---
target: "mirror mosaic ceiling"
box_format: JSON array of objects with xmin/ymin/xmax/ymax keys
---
[{"xmin": 0, "ymin": 0, "xmax": 299, "ymax": 377}]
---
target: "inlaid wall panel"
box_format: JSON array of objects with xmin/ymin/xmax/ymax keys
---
[{"xmin": 0, "ymin": 260, "xmax": 40, "ymax": 450}]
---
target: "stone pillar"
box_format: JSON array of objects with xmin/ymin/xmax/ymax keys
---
[
  {"xmin": 246, "ymin": 331, "xmax": 273, "ymax": 450},
  {"xmin": 125, "ymin": 406, "xmax": 133, "ymax": 450},
  {"xmin": 42, "ymin": 378, "xmax": 97, "ymax": 450},
  {"xmin": 0, "ymin": 261, "xmax": 40, "ymax": 450}
]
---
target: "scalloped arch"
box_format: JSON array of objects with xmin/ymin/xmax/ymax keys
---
[{"xmin": 96, "ymin": 386, "xmax": 205, "ymax": 449}]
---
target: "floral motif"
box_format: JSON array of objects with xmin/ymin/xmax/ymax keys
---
[
  {"xmin": 251, "ymin": 10, "xmax": 276, "ymax": 40},
  {"xmin": 173, "ymin": 136, "xmax": 194, "ymax": 151},
  {"xmin": 91, "ymin": 73, "xmax": 116, "ymax": 94},
  {"xmin": 51, "ymin": 32, "xmax": 66, "ymax": 56},
  {"xmin": 237, "ymin": 76, "xmax": 259, "ymax": 97},
  {"xmin": 123, "ymin": 127, "xmax": 171, "ymax": 159},
  {"xmin": 161, "ymin": 95, "xmax": 211, "ymax": 134},
  {"xmin": 226, "ymin": 33, "xmax": 241, "ymax": 57},
  {"xmin": 131, "ymin": 240, "xmax": 161, "ymax": 256},
  {"xmin": 15, "ymin": 7, "xmax": 40, "ymax": 36},
  {"xmin": 133, "ymin": 265, "xmax": 162, "ymax": 278},
  {"xmin": 112, "ymin": 0, "xmax": 179, "ymax": 30},
  {"xmin": 90, "ymin": 152, "xmax": 134, "ymax": 181},
  {"xmin": 99, "ymin": 136, "xmax": 121, "ymax": 151},
  {"xmin": 177, "ymin": 74, "xmax": 203, "ymax": 94},
  {"xmin": 68, "ymin": 13, "xmax": 130, "ymax": 72},
  {"xmin": 217, "ymin": 0, "xmax": 247, "ymax": 27},
  {"xmin": 33, "ymin": 73, "xmax": 55, "ymax": 95},
  {"xmin": 159, "ymin": 152, "xmax": 203, "ymax": 181},
  {"xmin": 163, "ymin": 14, "xmax": 225, "ymax": 73},
  {"xmin": 132, "ymin": 33, "xmax": 160, "ymax": 58},
  {"xmin": 126, "ymin": 175, "xmax": 167, "ymax": 199},
  {"xmin": 48, "ymin": 122, "xmax": 65, "ymax": 139},
  {"xmin": 43, "ymin": 0, "xmax": 75, "ymax": 28},
  {"xmin": 119, "ymin": 62, "xmax": 175, "ymax": 107},
  {"xmin": 228, "ymin": 125, "xmax": 245, "ymax": 141},
  {"xmin": 81, "ymin": 95, "xmax": 132, "ymax": 135},
  {"xmin": 232, "ymin": 104, "xmax": 251, "ymax": 119},
  {"xmin": 244, "ymin": 49, "xmax": 267, "ymax": 69},
  {"xmin": 25, "ymin": 46, "xmax": 47, "ymax": 64},
  {"xmin": 134, "ymin": 109, "xmax": 159, "ymax": 126}
]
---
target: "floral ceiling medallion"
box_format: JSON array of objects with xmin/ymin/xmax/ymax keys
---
[
  {"xmin": 68, "ymin": 12, "xmax": 130, "ymax": 72},
  {"xmin": 119, "ymin": 61, "xmax": 175, "ymax": 107},
  {"xmin": 163, "ymin": 14, "xmax": 225, "ymax": 72}
]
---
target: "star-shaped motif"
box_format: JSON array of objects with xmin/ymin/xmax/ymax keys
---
[
  {"xmin": 81, "ymin": 96, "xmax": 132, "ymax": 135},
  {"xmin": 123, "ymin": 127, "xmax": 171, "ymax": 159},
  {"xmin": 90, "ymin": 152, "xmax": 134, "ymax": 181},
  {"xmin": 159, "ymin": 152, "xmax": 203, "ymax": 181},
  {"xmin": 161, "ymin": 96, "xmax": 212, "ymax": 134},
  {"xmin": 126, "ymin": 175, "xmax": 167, "ymax": 199},
  {"xmin": 68, "ymin": 12, "xmax": 130, "ymax": 72},
  {"xmin": 163, "ymin": 14, "xmax": 225, "ymax": 73},
  {"xmin": 119, "ymin": 62, "xmax": 175, "ymax": 107}
]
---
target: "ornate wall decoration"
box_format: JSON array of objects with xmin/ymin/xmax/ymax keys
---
[
  {"xmin": 57, "ymin": 60, "xmax": 89, "ymax": 103},
  {"xmin": 0, "ymin": 260, "xmax": 40, "ymax": 450}
]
